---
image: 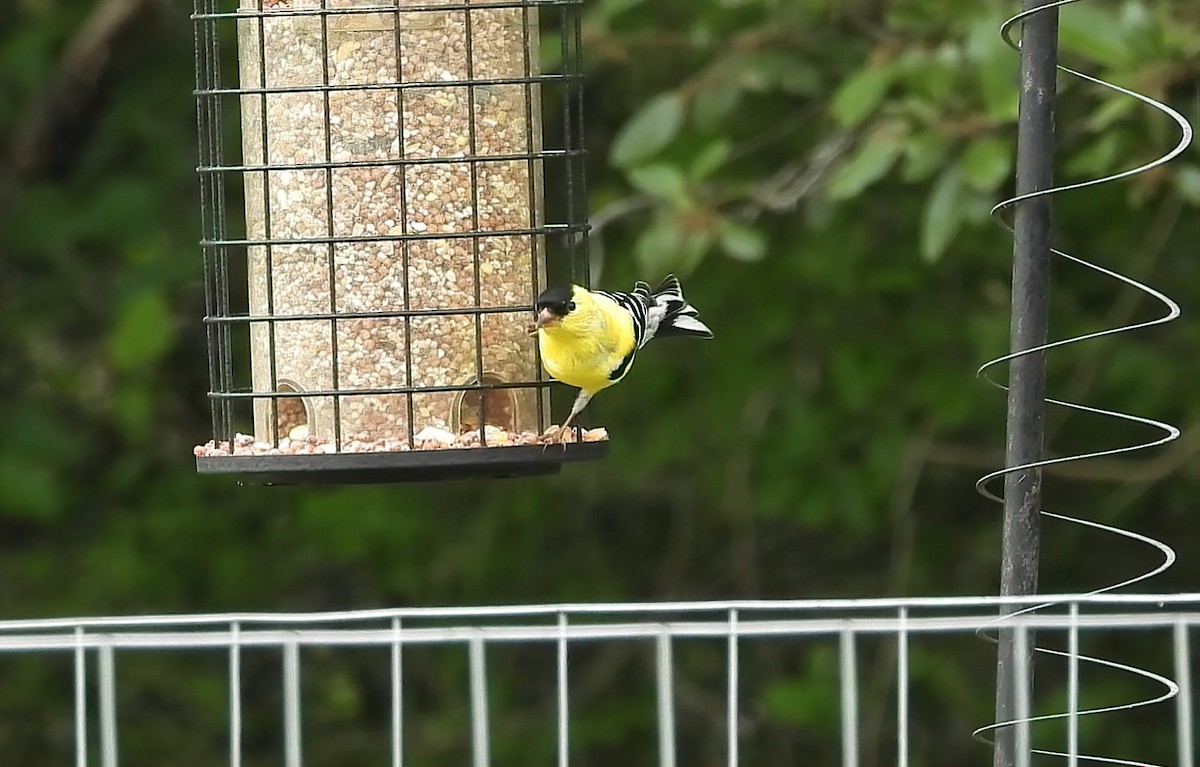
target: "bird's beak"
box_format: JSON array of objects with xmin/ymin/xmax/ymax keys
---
[{"xmin": 535, "ymin": 308, "xmax": 560, "ymax": 329}]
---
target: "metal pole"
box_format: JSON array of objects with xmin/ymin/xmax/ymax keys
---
[{"xmin": 995, "ymin": 3, "xmax": 1058, "ymax": 767}]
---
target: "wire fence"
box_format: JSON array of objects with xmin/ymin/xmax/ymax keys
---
[{"xmin": 1, "ymin": 593, "xmax": 1195, "ymax": 767}]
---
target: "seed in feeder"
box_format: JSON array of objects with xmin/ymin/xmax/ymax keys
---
[
  {"xmin": 414, "ymin": 426, "xmax": 457, "ymax": 447},
  {"xmin": 229, "ymin": 0, "xmax": 550, "ymax": 455}
]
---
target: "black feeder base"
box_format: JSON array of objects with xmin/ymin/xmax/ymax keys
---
[{"xmin": 196, "ymin": 442, "xmax": 610, "ymax": 485}]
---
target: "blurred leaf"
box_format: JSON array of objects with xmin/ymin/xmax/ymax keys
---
[
  {"xmin": 734, "ymin": 50, "xmax": 820, "ymax": 95},
  {"xmin": 831, "ymin": 63, "xmax": 895, "ymax": 128},
  {"xmin": 677, "ymin": 227, "xmax": 715, "ymax": 275},
  {"xmin": 1175, "ymin": 166, "xmax": 1200, "ymax": 205},
  {"xmin": 108, "ymin": 291, "xmax": 174, "ymax": 372},
  {"xmin": 689, "ymin": 139, "xmax": 733, "ymax": 179},
  {"xmin": 902, "ymin": 130, "xmax": 951, "ymax": 183},
  {"xmin": 691, "ymin": 84, "xmax": 741, "ymax": 131},
  {"xmin": 1086, "ymin": 95, "xmax": 1137, "ymax": 131},
  {"xmin": 610, "ymin": 91, "xmax": 686, "ymax": 168},
  {"xmin": 921, "ymin": 167, "xmax": 965, "ymax": 262},
  {"xmin": 897, "ymin": 47, "xmax": 959, "ymax": 105},
  {"xmin": 1064, "ymin": 132, "xmax": 1121, "ymax": 179},
  {"xmin": 627, "ymin": 164, "xmax": 689, "ymax": 206},
  {"xmin": 827, "ymin": 129, "xmax": 904, "ymax": 199},
  {"xmin": 636, "ymin": 213, "xmax": 714, "ymax": 275},
  {"xmin": 967, "ymin": 14, "xmax": 1019, "ymax": 121},
  {"xmin": 960, "ymin": 135, "xmax": 1011, "ymax": 190},
  {"xmin": 717, "ymin": 218, "xmax": 767, "ymax": 262},
  {"xmin": 1059, "ymin": 4, "xmax": 1134, "ymax": 68},
  {"xmin": 634, "ymin": 215, "xmax": 683, "ymax": 274},
  {"xmin": 778, "ymin": 62, "xmax": 822, "ymax": 95}
]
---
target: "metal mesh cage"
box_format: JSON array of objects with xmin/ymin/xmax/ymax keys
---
[{"xmin": 192, "ymin": 0, "xmax": 607, "ymax": 483}]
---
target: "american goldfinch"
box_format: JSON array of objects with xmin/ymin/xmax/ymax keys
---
[{"xmin": 533, "ymin": 274, "xmax": 713, "ymax": 442}]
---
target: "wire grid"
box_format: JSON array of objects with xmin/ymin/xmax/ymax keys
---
[
  {"xmin": 194, "ymin": 0, "xmax": 589, "ymax": 452},
  {"xmin": 1, "ymin": 594, "xmax": 1195, "ymax": 766}
]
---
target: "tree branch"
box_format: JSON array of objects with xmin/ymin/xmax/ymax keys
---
[{"xmin": 8, "ymin": 0, "xmax": 162, "ymax": 184}]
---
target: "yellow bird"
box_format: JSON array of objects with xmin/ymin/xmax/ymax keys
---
[{"xmin": 533, "ymin": 275, "xmax": 713, "ymax": 442}]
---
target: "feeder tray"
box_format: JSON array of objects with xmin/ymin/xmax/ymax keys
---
[
  {"xmin": 192, "ymin": 0, "xmax": 595, "ymax": 483},
  {"xmin": 197, "ymin": 440, "xmax": 609, "ymax": 484}
]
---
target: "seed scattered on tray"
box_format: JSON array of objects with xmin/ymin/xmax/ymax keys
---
[{"xmin": 194, "ymin": 426, "xmax": 608, "ymax": 457}]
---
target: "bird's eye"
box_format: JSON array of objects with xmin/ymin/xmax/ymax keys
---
[{"xmin": 566, "ymin": 301, "xmax": 576, "ymax": 312}]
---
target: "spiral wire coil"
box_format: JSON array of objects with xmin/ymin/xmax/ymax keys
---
[{"xmin": 973, "ymin": 1, "xmax": 1194, "ymax": 764}]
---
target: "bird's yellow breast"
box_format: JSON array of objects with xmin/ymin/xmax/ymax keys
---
[{"xmin": 537, "ymin": 291, "xmax": 637, "ymax": 394}]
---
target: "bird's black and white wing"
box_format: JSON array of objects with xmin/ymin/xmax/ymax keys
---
[
  {"xmin": 645, "ymin": 274, "xmax": 713, "ymax": 342},
  {"xmin": 598, "ymin": 275, "xmax": 713, "ymax": 350}
]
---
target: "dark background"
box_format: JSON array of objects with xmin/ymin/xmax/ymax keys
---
[{"xmin": 1, "ymin": 0, "xmax": 1197, "ymax": 763}]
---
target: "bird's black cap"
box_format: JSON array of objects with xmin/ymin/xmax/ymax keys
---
[{"xmin": 535, "ymin": 285, "xmax": 575, "ymax": 315}]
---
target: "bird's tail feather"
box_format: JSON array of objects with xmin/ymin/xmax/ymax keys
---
[{"xmin": 650, "ymin": 274, "xmax": 713, "ymax": 339}]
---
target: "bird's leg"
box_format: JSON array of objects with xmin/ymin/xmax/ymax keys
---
[{"xmin": 550, "ymin": 390, "xmax": 592, "ymax": 446}]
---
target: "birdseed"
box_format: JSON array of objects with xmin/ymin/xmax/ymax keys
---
[
  {"xmin": 194, "ymin": 426, "xmax": 609, "ymax": 457},
  {"xmin": 230, "ymin": 0, "xmax": 548, "ymax": 453}
]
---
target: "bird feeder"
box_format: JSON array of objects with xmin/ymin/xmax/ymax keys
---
[{"xmin": 191, "ymin": 0, "xmax": 606, "ymax": 483}]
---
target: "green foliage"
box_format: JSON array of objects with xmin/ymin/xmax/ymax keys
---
[
  {"xmin": 1, "ymin": 0, "xmax": 1198, "ymax": 764},
  {"xmin": 108, "ymin": 290, "xmax": 175, "ymax": 372},
  {"xmin": 627, "ymin": 163, "xmax": 690, "ymax": 206},
  {"xmin": 831, "ymin": 64, "xmax": 896, "ymax": 128},
  {"xmin": 763, "ymin": 646, "xmax": 841, "ymax": 729},
  {"xmin": 960, "ymin": 135, "xmax": 1012, "ymax": 191},
  {"xmin": 828, "ymin": 125, "xmax": 906, "ymax": 200},
  {"xmin": 716, "ymin": 217, "xmax": 767, "ymax": 262},
  {"xmin": 922, "ymin": 167, "xmax": 967, "ymax": 263},
  {"xmin": 610, "ymin": 91, "xmax": 686, "ymax": 168}
]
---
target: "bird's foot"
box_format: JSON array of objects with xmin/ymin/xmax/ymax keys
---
[{"xmin": 540, "ymin": 424, "xmax": 577, "ymax": 449}]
